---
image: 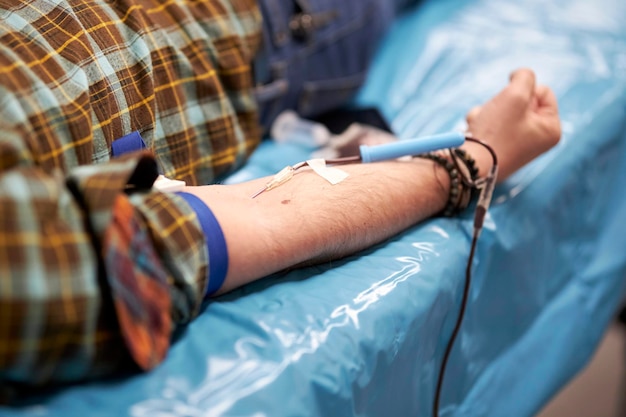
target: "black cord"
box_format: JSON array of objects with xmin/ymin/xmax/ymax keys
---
[
  {"xmin": 433, "ymin": 136, "xmax": 498, "ymax": 417},
  {"xmin": 433, "ymin": 231, "xmax": 479, "ymax": 417}
]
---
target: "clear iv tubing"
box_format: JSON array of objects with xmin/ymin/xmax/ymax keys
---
[
  {"xmin": 251, "ymin": 132, "xmax": 466, "ymax": 198},
  {"xmin": 250, "ymin": 156, "xmax": 359, "ymax": 198}
]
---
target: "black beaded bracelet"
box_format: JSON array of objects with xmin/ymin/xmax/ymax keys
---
[
  {"xmin": 417, "ymin": 149, "xmax": 478, "ymax": 217},
  {"xmin": 451, "ymin": 148, "xmax": 480, "ymax": 185}
]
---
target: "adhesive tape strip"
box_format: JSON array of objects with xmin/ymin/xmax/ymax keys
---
[
  {"xmin": 306, "ymin": 159, "xmax": 349, "ymax": 185},
  {"xmin": 153, "ymin": 175, "xmax": 187, "ymax": 192}
]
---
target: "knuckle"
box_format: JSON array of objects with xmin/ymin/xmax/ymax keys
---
[
  {"xmin": 544, "ymin": 122, "xmax": 562, "ymax": 148},
  {"xmin": 465, "ymin": 106, "xmax": 481, "ymax": 123},
  {"xmin": 505, "ymin": 88, "xmax": 530, "ymax": 107},
  {"xmin": 511, "ymin": 67, "xmax": 536, "ymax": 81},
  {"xmin": 518, "ymin": 67, "xmax": 536, "ymax": 77},
  {"xmin": 550, "ymin": 127, "xmax": 562, "ymax": 146}
]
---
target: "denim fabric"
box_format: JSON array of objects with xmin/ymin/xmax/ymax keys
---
[{"xmin": 255, "ymin": 0, "xmax": 414, "ymax": 129}]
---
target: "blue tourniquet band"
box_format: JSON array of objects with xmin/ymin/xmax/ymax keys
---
[{"xmin": 176, "ymin": 192, "xmax": 229, "ymax": 296}]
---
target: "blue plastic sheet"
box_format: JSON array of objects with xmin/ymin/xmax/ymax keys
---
[{"xmin": 2, "ymin": 0, "xmax": 626, "ymax": 416}]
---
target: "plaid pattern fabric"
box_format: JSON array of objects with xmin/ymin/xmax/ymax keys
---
[{"xmin": 0, "ymin": 0, "xmax": 261, "ymax": 388}]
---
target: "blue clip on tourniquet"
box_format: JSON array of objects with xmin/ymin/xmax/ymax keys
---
[
  {"xmin": 359, "ymin": 132, "xmax": 465, "ymax": 163},
  {"xmin": 176, "ymin": 192, "xmax": 229, "ymax": 297}
]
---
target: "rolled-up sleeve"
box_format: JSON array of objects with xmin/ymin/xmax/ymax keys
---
[{"xmin": 0, "ymin": 139, "xmax": 209, "ymax": 386}]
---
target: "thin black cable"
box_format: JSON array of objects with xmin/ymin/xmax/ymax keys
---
[
  {"xmin": 466, "ymin": 136, "xmax": 499, "ymax": 167},
  {"xmin": 433, "ymin": 231, "xmax": 479, "ymax": 417},
  {"xmin": 433, "ymin": 136, "xmax": 498, "ymax": 417}
]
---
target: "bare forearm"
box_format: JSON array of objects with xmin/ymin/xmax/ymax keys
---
[
  {"xmin": 184, "ymin": 158, "xmax": 449, "ymax": 294},
  {"xmin": 181, "ymin": 69, "xmax": 564, "ymax": 296}
]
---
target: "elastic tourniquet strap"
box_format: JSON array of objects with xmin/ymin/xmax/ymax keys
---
[{"xmin": 175, "ymin": 192, "xmax": 229, "ymax": 296}]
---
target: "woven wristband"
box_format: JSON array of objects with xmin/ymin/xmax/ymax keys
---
[{"xmin": 417, "ymin": 149, "xmax": 479, "ymax": 216}]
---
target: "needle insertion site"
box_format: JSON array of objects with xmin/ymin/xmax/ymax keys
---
[{"xmin": 250, "ymin": 131, "xmax": 465, "ymax": 198}]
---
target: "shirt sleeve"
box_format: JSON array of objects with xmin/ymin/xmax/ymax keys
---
[
  {"xmin": 0, "ymin": 0, "xmax": 261, "ymax": 391},
  {"xmin": 0, "ymin": 135, "xmax": 208, "ymax": 388}
]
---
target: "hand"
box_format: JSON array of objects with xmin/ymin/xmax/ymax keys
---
[{"xmin": 464, "ymin": 68, "xmax": 561, "ymax": 182}]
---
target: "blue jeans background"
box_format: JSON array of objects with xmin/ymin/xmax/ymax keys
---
[{"xmin": 255, "ymin": 0, "xmax": 416, "ymax": 129}]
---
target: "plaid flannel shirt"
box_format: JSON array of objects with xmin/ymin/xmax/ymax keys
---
[{"xmin": 0, "ymin": 0, "xmax": 261, "ymax": 388}]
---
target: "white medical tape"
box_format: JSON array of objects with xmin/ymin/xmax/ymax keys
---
[
  {"xmin": 153, "ymin": 175, "xmax": 187, "ymax": 192},
  {"xmin": 306, "ymin": 159, "xmax": 349, "ymax": 185}
]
